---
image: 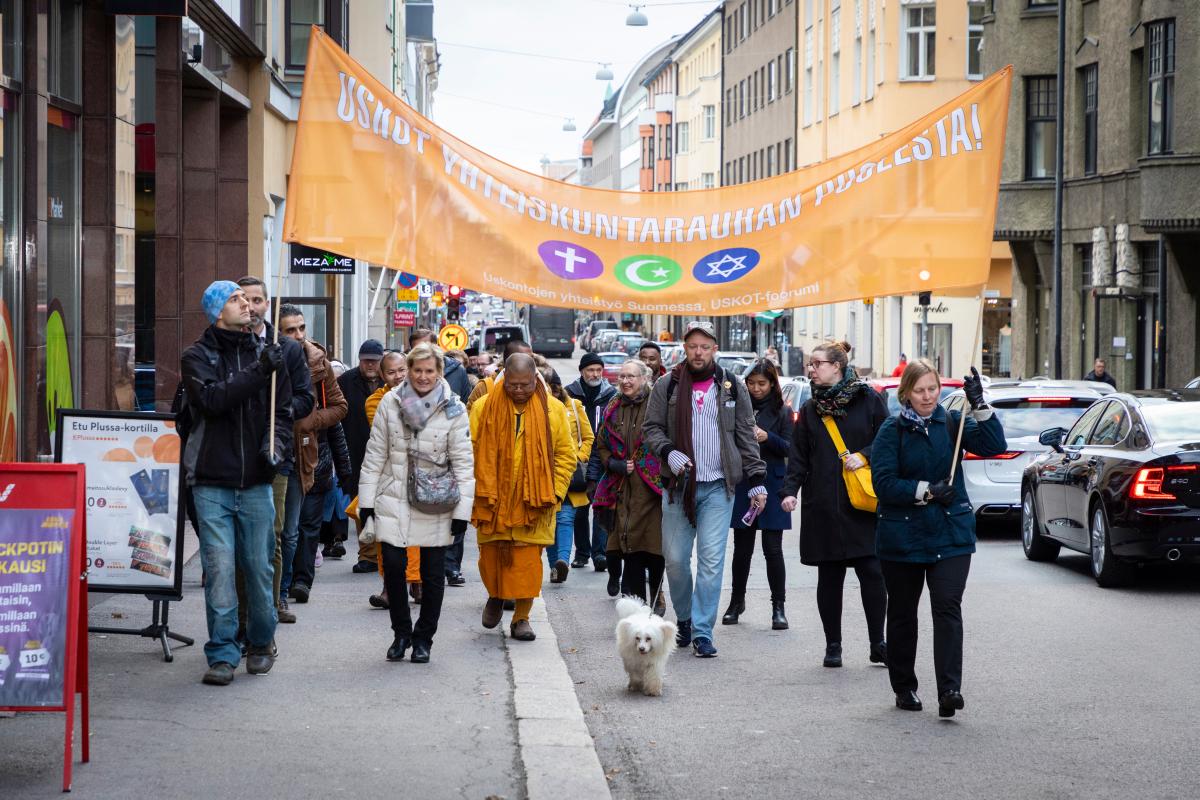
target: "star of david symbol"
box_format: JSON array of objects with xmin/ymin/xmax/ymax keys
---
[{"xmin": 705, "ymin": 253, "xmax": 750, "ymax": 279}]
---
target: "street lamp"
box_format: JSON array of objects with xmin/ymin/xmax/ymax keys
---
[
  {"xmin": 562, "ymin": 118, "xmax": 577, "ymax": 132},
  {"xmin": 595, "ymin": 63, "xmax": 614, "ymax": 81},
  {"xmin": 626, "ymin": 5, "xmax": 648, "ymax": 26}
]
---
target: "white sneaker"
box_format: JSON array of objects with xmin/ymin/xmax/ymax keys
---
[{"xmin": 315, "ymin": 550, "xmax": 324, "ymax": 568}]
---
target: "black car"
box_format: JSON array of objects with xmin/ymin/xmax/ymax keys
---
[{"xmin": 1020, "ymin": 390, "xmax": 1200, "ymax": 586}]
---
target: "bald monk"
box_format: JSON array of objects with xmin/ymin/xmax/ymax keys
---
[
  {"xmin": 470, "ymin": 353, "xmax": 577, "ymax": 640},
  {"xmin": 467, "ymin": 339, "xmax": 533, "ymax": 410}
]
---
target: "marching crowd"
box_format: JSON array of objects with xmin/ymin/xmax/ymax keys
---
[{"xmin": 180, "ymin": 279, "xmax": 1006, "ymax": 718}]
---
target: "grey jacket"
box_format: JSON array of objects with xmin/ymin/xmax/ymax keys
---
[{"xmin": 641, "ymin": 365, "xmax": 766, "ymax": 496}]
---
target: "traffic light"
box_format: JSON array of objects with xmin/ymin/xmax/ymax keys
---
[{"xmin": 447, "ymin": 285, "xmax": 462, "ymax": 321}]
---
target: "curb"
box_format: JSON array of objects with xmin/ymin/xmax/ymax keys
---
[{"xmin": 504, "ymin": 596, "xmax": 611, "ymax": 800}]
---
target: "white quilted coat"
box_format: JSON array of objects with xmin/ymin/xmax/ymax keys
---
[{"xmin": 357, "ymin": 379, "xmax": 476, "ymax": 548}]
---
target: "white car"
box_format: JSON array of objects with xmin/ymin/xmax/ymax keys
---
[
  {"xmin": 1186, "ymin": 376, "xmax": 1200, "ymax": 389},
  {"xmin": 942, "ymin": 384, "xmax": 1109, "ymax": 525},
  {"xmin": 780, "ymin": 377, "xmax": 812, "ymax": 422}
]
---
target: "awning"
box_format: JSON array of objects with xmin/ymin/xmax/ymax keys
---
[{"xmin": 754, "ymin": 310, "xmax": 784, "ymax": 323}]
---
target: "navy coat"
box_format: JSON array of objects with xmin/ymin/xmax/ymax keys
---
[
  {"xmin": 780, "ymin": 388, "xmax": 889, "ymax": 564},
  {"xmin": 731, "ymin": 398, "xmax": 794, "ymax": 531},
  {"xmin": 871, "ymin": 406, "xmax": 1007, "ymax": 564}
]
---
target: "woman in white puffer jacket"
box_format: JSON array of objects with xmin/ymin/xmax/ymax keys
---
[{"xmin": 358, "ymin": 343, "xmax": 475, "ymax": 665}]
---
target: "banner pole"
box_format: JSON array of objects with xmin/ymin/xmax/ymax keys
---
[
  {"xmin": 948, "ymin": 289, "xmax": 987, "ymax": 484},
  {"xmin": 268, "ymin": 244, "xmax": 286, "ymax": 462}
]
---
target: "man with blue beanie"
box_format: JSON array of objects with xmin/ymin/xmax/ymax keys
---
[{"xmin": 182, "ymin": 280, "xmax": 294, "ymax": 685}]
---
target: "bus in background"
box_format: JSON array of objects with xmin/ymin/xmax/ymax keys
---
[{"xmin": 522, "ymin": 305, "xmax": 577, "ymax": 358}]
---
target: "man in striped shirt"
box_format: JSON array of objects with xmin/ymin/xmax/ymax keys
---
[{"xmin": 643, "ymin": 321, "xmax": 767, "ymax": 658}]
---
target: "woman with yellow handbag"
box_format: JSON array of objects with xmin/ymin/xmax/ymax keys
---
[{"xmin": 779, "ymin": 341, "xmax": 889, "ymax": 669}]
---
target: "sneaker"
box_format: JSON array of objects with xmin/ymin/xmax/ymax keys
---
[
  {"xmin": 202, "ymin": 662, "xmax": 235, "ymax": 686},
  {"xmin": 246, "ymin": 645, "xmax": 275, "ymax": 675},
  {"xmin": 314, "ymin": 549, "xmax": 324, "ymax": 568},
  {"xmin": 675, "ymin": 619, "xmax": 692, "ymax": 648},
  {"xmin": 570, "ymin": 557, "xmax": 589, "ymax": 569},
  {"xmin": 351, "ymin": 559, "xmax": 376, "ymax": 574},
  {"xmin": 692, "ymin": 637, "xmax": 718, "ymax": 658},
  {"xmin": 277, "ymin": 600, "xmax": 297, "ymax": 624},
  {"xmin": 329, "ymin": 542, "xmax": 347, "ymax": 559}
]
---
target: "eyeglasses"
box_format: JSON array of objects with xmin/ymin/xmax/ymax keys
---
[{"xmin": 807, "ymin": 359, "xmax": 835, "ymax": 369}]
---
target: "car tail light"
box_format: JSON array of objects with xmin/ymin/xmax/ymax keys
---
[
  {"xmin": 963, "ymin": 451, "xmax": 1023, "ymax": 460},
  {"xmin": 792, "ymin": 410, "xmax": 800, "ymax": 422},
  {"xmin": 1168, "ymin": 464, "xmax": 1198, "ymax": 472},
  {"xmin": 1130, "ymin": 467, "xmax": 1177, "ymax": 500}
]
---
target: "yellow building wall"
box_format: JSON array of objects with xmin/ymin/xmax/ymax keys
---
[{"xmin": 673, "ymin": 19, "xmax": 722, "ymax": 190}]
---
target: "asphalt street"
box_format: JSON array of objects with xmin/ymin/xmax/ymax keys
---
[{"xmin": 544, "ymin": 353, "xmax": 1200, "ymax": 800}]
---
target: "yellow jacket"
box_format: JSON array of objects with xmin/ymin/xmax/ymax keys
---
[
  {"xmin": 469, "ymin": 392, "xmax": 577, "ymax": 547},
  {"xmin": 563, "ymin": 397, "xmax": 595, "ymax": 508}
]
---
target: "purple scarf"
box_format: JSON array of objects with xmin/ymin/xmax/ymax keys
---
[{"xmin": 593, "ymin": 393, "xmax": 662, "ymax": 508}]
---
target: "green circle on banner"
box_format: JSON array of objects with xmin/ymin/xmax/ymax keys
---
[{"xmin": 614, "ymin": 255, "xmax": 682, "ymax": 292}]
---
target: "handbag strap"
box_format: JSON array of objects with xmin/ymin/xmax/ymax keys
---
[{"xmin": 821, "ymin": 415, "xmax": 851, "ymax": 459}]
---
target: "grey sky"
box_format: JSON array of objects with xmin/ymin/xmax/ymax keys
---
[{"xmin": 432, "ymin": 0, "xmax": 718, "ymax": 172}]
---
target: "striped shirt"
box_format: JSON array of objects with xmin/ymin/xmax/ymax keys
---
[{"xmin": 690, "ymin": 380, "xmax": 723, "ymax": 482}]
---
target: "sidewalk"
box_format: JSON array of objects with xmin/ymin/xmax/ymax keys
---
[{"xmin": 0, "ymin": 530, "xmax": 605, "ymax": 799}]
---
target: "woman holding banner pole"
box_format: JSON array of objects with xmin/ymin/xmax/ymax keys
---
[{"xmin": 868, "ymin": 359, "xmax": 1005, "ymax": 716}]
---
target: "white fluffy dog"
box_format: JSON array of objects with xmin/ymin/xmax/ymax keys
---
[{"xmin": 615, "ymin": 596, "xmax": 677, "ymax": 697}]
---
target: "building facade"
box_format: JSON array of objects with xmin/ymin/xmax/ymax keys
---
[
  {"xmin": 671, "ymin": 12, "xmax": 722, "ymax": 192},
  {"xmin": 983, "ymin": 0, "xmax": 1199, "ymax": 388},
  {"xmin": 0, "ymin": 0, "xmax": 429, "ymax": 461},
  {"xmin": 790, "ymin": 0, "xmax": 1011, "ymax": 379}
]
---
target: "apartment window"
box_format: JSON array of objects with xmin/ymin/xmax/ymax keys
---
[
  {"xmin": 739, "ymin": 79, "xmax": 746, "ymax": 118},
  {"xmin": 829, "ymin": 2, "xmax": 841, "ymax": 114},
  {"xmin": 866, "ymin": 0, "xmax": 875, "ymax": 100},
  {"xmin": 768, "ymin": 60, "xmax": 777, "ymax": 102},
  {"xmin": 753, "ymin": 71, "xmax": 759, "ymax": 111},
  {"xmin": 287, "ymin": 0, "xmax": 326, "ymax": 70},
  {"xmin": 901, "ymin": 3, "xmax": 935, "ymax": 80},
  {"xmin": 767, "ymin": 147, "xmax": 776, "ymax": 176},
  {"xmin": 741, "ymin": 2, "xmax": 749, "ymax": 39},
  {"xmin": 1140, "ymin": 242, "xmax": 1161, "ymax": 293},
  {"xmin": 852, "ymin": 0, "xmax": 862, "ymax": 106},
  {"xmin": 769, "ymin": 0, "xmax": 779, "ymax": 15},
  {"xmin": 703, "ymin": 104, "xmax": 716, "ymax": 139},
  {"xmin": 1146, "ymin": 19, "xmax": 1175, "ymax": 155},
  {"xmin": 784, "ymin": 138, "xmax": 793, "ymax": 171},
  {"xmin": 725, "ymin": 89, "xmax": 732, "ymax": 125},
  {"xmin": 738, "ymin": 157, "xmax": 745, "ymax": 184},
  {"xmin": 1081, "ymin": 64, "xmax": 1098, "ymax": 175},
  {"xmin": 664, "ymin": 123, "xmax": 672, "ymax": 160},
  {"xmin": 1025, "ymin": 76, "xmax": 1056, "ymax": 179},
  {"xmin": 1079, "ymin": 244, "xmax": 1093, "ymax": 291},
  {"xmin": 676, "ymin": 121, "xmax": 688, "ymax": 154},
  {"xmin": 702, "ymin": 172, "xmax": 716, "ymax": 189},
  {"xmin": 968, "ymin": 1, "xmax": 985, "ymax": 79},
  {"xmin": 802, "ymin": 33, "xmax": 813, "ymax": 124}
]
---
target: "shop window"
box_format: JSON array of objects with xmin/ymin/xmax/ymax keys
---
[
  {"xmin": 49, "ymin": 0, "xmax": 81, "ymax": 103},
  {"xmin": 1024, "ymin": 76, "xmax": 1056, "ymax": 179},
  {"xmin": 42, "ymin": 107, "xmax": 80, "ymax": 455},
  {"xmin": 0, "ymin": 89, "xmax": 18, "ymax": 459},
  {"xmin": 1, "ymin": 0, "xmax": 21, "ymax": 82}
]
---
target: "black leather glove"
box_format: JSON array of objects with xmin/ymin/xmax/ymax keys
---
[
  {"xmin": 586, "ymin": 481, "xmax": 597, "ymax": 502},
  {"xmin": 342, "ymin": 478, "xmax": 358, "ymax": 498},
  {"xmin": 358, "ymin": 507, "xmax": 375, "ymax": 525},
  {"xmin": 928, "ymin": 480, "xmax": 957, "ymax": 506},
  {"xmin": 259, "ymin": 343, "xmax": 284, "ymax": 373},
  {"xmin": 608, "ymin": 457, "xmax": 627, "ymax": 474},
  {"xmin": 450, "ymin": 519, "xmax": 468, "ymax": 537},
  {"xmin": 962, "ymin": 366, "xmax": 985, "ymax": 410}
]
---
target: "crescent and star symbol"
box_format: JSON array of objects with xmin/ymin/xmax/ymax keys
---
[{"xmin": 614, "ymin": 255, "xmax": 682, "ymax": 292}]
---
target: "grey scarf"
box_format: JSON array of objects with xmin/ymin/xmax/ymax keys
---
[{"xmin": 397, "ymin": 380, "xmax": 446, "ymax": 432}]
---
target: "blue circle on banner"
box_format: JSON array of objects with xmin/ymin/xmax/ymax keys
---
[
  {"xmin": 397, "ymin": 272, "xmax": 419, "ymax": 289},
  {"xmin": 692, "ymin": 247, "xmax": 761, "ymax": 284},
  {"xmin": 538, "ymin": 240, "xmax": 604, "ymax": 280}
]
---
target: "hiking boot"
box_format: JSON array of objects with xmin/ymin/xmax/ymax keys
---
[
  {"xmin": 482, "ymin": 598, "xmax": 504, "ymax": 629},
  {"xmin": 509, "ymin": 619, "xmax": 536, "ymax": 641},
  {"xmin": 276, "ymin": 600, "xmax": 296, "ymax": 624},
  {"xmin": 246, "ymin": 645, "xmax": 275, "ymax": 675},
  {"xmin": 202, "ymin": 662, "xmax": 235, "ymax": 686}
]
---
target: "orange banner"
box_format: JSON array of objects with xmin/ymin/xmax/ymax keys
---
[{"xmin": 284, "ymin": 29, "xmax": 1011, "ymax": 316}]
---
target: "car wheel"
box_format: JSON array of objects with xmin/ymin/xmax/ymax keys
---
[
  {"xmin": 1089, "ymin": 502, "xmax": 1134, "ymax": 588},
  {"xmin": 1021, "ymin": 489, "xmax": 1059, "ymax": 562}
]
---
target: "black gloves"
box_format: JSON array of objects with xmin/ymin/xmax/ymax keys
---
[
  {"xmin": 928, "ymin": 481, "xmax": 957, "ymax": 506},
  {"xmin": 609, "ymin": 457, "xmax": 627, "ymax": 474},
  {"xmin": 586, "ymin": 481, "xmax": 597, "ymax": 502},
  {"xmin": 963, "ymin": 366, "xmax": 985, "ymax": 410},
  {"xmin": 358, "ymin": 507, "xmax": 375, "ymax": 525},
  {"xmin": 259, "ymin": 343, "xmax": 284, "ymax": 373},
  {"xmin": 450, "ymin": 519, "xmax": 468, "ymax": 537}
]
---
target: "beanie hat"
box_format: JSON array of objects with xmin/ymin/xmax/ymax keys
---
[
  {"xmin": 579, "ymin": 353, "xmax": 604, "ymax": 371},
  {"xmin": 202, "ymin": 280, "xmax": 241, "ymax": 324}
]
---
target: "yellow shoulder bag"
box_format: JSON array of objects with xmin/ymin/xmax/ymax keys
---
[{"xmin": 821, "ymin": 416, "xmax": 878, "ymax": 513}]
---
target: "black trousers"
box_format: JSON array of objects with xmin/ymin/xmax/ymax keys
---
[
  {"xmin": 381, "ymin": 542, "xmax": 447, "ymax": 644},
  {"xmin": 291, "ymin": 489, "xmax": 327, "ymax": 590},
  {"xmin": 730, "ymin": 527, "xmax": 786, "ymax": 603},
  {"xmin": 880, "ymin": 555, "xmax": 971, "ymax": 696},
  {"xmin": 620, "ymin": 551, "xmax": 665, "ymax": 604},
  {"xmin": 444, "ymin": 531, "xmax": 465, "ymax": 576},
  {"xmin": 815, "ymin": 556, "xmax": 887, "ymax": 645}
]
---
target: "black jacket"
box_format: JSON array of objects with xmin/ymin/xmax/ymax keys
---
[
  {"xmin": 314, "ymin": 421, "xmax": 353, "ymax": 495},
  {"xmin": 180, "ymin": 325, "xmax": 293, "ymax": 488},
  {"xmin": 566, "ymin": 378, "xmax": 617, "ymax": 433},
  {"xmin": 780, "ymin": 387, "xmax": 888, "ymax": 564},
  {"xmin": 1084, "ymin": 370, "xmax": 1117, "ymax": 389},
  {"xmin": 261, "ymin": 323, "xmax": 315, "ymax": 472},
  {"xmin": 337, "ymin": 366, "xmax": 384, "ymax": 489},
  {"xmin": 444, "ymin": 357, "xmax": 472, "ymax": 403},
  {"xmin": 732, "ymin": 399, "xmax": 794, "ymax": 531}
]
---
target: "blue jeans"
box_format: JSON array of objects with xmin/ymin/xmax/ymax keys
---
[
  {"xmin": 193, "ymin": 484, "xmax": 277, "ymax": 667},
  {"xmin": 548, "ymin": 503, "xmax": 577, "ymax": 567},
  {"xmin": 661, "ymin": 480, "xmax": 735, "ymax": 644},
  {"xmin": 276, "ymin": 472, "xmax": 303, "ymax": 602}
]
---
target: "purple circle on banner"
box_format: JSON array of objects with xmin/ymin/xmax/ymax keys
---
[{"xmin": 537, "ymin": 240, "xmax": 604, "ymax": 280}]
